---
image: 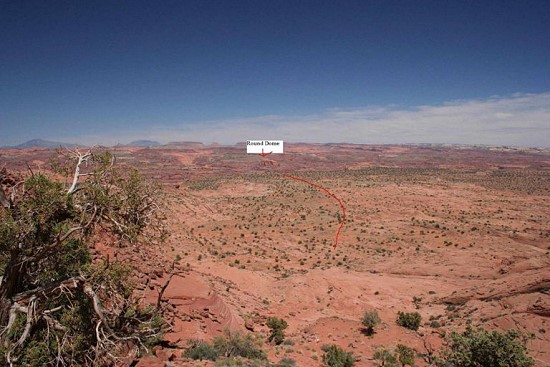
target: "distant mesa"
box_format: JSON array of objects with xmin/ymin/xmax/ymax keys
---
[
  {"xmin": 127, "ymin": 140, "xmax": 161, "ymax": 147},
  {"xmin": 163, "ymin": 141, "xmax": 205, "ymax": 149},
  {"xmin": 10, "ymin": 139, "xmax": 78, "ymax": 149}
]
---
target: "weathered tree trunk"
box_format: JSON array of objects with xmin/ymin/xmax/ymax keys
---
[
  {"xmin": 0, "ymin": 178, "xmax": 10, "ymax": 209},
  {"xmin": 0, "ymin": 248, "xmax": 24, "ymax": 328},
  {"xmin": 0, "ymin": 190, "xmax": 9, "ymax": 209}
]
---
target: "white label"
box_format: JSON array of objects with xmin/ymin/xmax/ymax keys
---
[{"xmin": 246, "ymin": 140, "xmax": 284, "ymax": 154}]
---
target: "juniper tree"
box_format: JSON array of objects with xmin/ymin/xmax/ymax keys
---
[
  {"xmin": 0, "ymin": 148, "xmax": 167, "ymax": 366},
  {"xmin": 266, "ymin": 317, "xmax": 288, "ymax": 345}
]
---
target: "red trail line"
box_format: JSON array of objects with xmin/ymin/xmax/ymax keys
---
[{"xmin": 283, "ymin": 174, "xmax": 346, "ymax": 248}]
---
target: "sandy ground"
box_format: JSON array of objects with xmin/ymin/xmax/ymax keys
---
[
  {"xmin": 2, "ymin": 144, "xmax": 549, "ymax": 366},
  {"xmin": 150, "ymin": 165, "xmax": 549, "ymax": 366}
]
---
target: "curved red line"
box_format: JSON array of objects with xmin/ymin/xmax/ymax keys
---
[{"xmin": 283, "ymin": 174, "xmax": 346, "ymax": 248}]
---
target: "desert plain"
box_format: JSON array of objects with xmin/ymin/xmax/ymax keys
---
[{"xmin": 1, "ymin": 143, "xmax": 549, "ymax": 366}]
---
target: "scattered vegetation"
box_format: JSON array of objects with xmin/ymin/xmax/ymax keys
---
[
  {"xmin": 373, "ymin": 348, "xmax": 397, "ymax": 367},
  {"xmin": 266, "ymin": 317, "xmax": 288, "ymax": 345},
  {"xmin": 437, "ymin": 327, "xmax": 534, "ymax": 367},
  {"xmin": 321, "ymin": 344, "xmax": 355, "ymax": 367},
  {"xmin": 275, "ymin": 358, "xmax": 297, "ymax": 367},
  {"xmin": 184, "ymin": 339, "xmax": 219, "ymax": 361},
  {"xmin": 373, "ymin": 344, "xmax": 415, "ymax": 367},
  {"xmin": 361, "ymin": 310, "xmax": 381, "ymax": 336},
  {"xmin": 396, "ymin": 311, "xmax": 422, "ymax": 331},
  {"xmin": 184, "ymin": 329, "xmax": 266, "ymax": 362},
  {"xmin": 3, "ymin": 147, "xmax": 546, "ymax": 365},
  {"xmin": 396, "ymin": 344, "xmax": 415, "ymax": 366},
  {"xmin": 212, "ymin": 356, "xmax": 297, "ymax": 367}
]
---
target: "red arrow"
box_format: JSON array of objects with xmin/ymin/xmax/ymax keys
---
[
  {"xmin": 283, "ymin": 174, "xmax": 346, "ymax": 248},
  {"xmin": 259, "ymin": 148, "xmax": 273, "ymax": 157}
]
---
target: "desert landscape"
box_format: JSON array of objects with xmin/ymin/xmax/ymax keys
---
[
  {"xmin": 3, "ymin": 1, "xmax": 550, "ymax": 365},
  {"xmin": 1, "ymin": 143, "xmax": 549, "ymax": 366}
]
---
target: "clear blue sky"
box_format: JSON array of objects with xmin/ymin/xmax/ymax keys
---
[{"xmin": 1, "ymin": 0, "xmax": 549, "ymax": 146}]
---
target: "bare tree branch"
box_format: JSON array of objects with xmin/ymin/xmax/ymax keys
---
[
  {"xmin": 9, "ymin": 181, "xmax": 24, "ymax": 203},
  {"xmin": 67, "ymin": 149, "xmax": 93, "ymax": 195},
  {"xmin": 156, "ymin": 272, "xmax": 174, "ymax": 311},
  {"xmin": 14, "ymin": 296, "xmax": 36, "ymax": 348},
  {"xmin": 0, "ymin": 302, "xmax": 26, "ymax": 338},
  {"xmin": 83, "ymin": 284, "xmax": 115, "ymax": 336}
]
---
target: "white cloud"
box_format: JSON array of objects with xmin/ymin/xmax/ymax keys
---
[{"xmin": 72, "ymin": 92, "xmax": 550, "ymax": 147}]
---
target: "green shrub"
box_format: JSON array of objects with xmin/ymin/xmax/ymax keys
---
[
  {"xmin": 214, "ymin": 356, "xmax": 274, "ymax": 367},
  {"xmin": 373, "ymin": 348, "xmax": 397, "ymax": 367},
  {"xmin": 321, "ymin": 344, "xmax": 355, "ymax": 367},
  {"xmin": 430, "ymin": 320, "xmax": 441, "ymax": 328},
  {"xmin": 184, "ymin": 339, "xmax": 219, "ymax": 361},
  {"xmin": 215, "ymin": 357, "xmax": 266, "ymax": 366},
  {"xmin": 396, "ymin": 311, "xmax": 421, "ymax": 331},
  {"xmin": 213, "ymin": 330, "xmax": 266, "ymax": 360},
  {"xmin": 396, "ymin": 344, "xmax": 415, "ymax": 366},
  {"xmin": 184, "ymin": 329, "xmax": 267, "ymax": 362},
  {"xmin": 438, "ymin": 327, "xmax": 534, "ymax": 367},
  {"xmin": 275, "ymin": 358, "xmax": 297, "ymax": 367},
  {"xmin": 215, "ymin": 357, "xmax": 243, "ymax": 366},
  {"xmin": 361, "ymin": 310, "xmax": 381, "ymax": 335},
  {"xmin": 266, "ymin": 317, "xmax": 289, "ymax": 345}
]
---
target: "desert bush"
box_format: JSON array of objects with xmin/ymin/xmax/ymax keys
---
[
  {"xmin": 430, "ymin": 320, "xmax": 441, "ymax": 328},
  {"xmin": 396, "ymin": 311, "xmax": 422, "ymax": 331},
  {"xmin": 373, "ymin": 348, "xmax": 397, "ymax": 367},
  {"xmin": 185, "ymin": 329, "xmax": 266, "ymax": 362},
  {"xmin": 373, "ymin": 345, "xmax": 414, "ymax": 367},
  {"xmin": 361, "ymin": 310, "xmax": 381, "ymax": 335},
  {"xmin": 215, "ymin": 357, "xmax": 294, "ymax": 367},
  {"xmin": 438, "ymin": 327, "xmax": 534, "ymax": 367},
  {"xmin": 215, "ymin": 357, "xmax": 242, "ymax": 366},
  {"xmin": 275, "ymin": 357, "xmax": 297, "ymax": 366},
  {"xmin": 396, "ymin": 344, "xmax": 415, "ymax": 366},
  {"xmin": 266, "ymin": 317, "xmax": 288, "ymax": 345},
  {"xmin": 321, "ymin": 344, "xmax": 355, "ymax": 367},
  {"xmin": 184, "ymin": 339, "xmax": 219, "ymax": 361},
  {"xmin": 215, "ymin": 356, "xmax": 267, "ymax": 366},
  {"xmin": 214, "ymin": 329, "xmax": 266, "ymax": 360}
]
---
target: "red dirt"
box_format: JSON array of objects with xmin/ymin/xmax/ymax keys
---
[{"xmin": 2, "ymin": 143, "xmax": 549, "ymax": 366}]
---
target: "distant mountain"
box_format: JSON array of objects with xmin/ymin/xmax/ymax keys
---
[
  {"xmin": 12, "ymin": 139, "xmax": 78, "ymax": 149},
  {"xmin": 127, "ymin": 140, "xmax": 161, "ymax": 147},
  {"xmin": 163, "ymin": 141, "xmax": 204, "ymax": 149}
]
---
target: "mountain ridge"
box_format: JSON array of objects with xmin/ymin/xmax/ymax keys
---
[{"xmin": 7, "ymin": 139, "xmax": 78, "ymax": 149}]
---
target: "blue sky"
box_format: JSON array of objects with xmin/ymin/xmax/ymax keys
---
[{"xmin": 1, "ymin": 0, "xmax": 549, "ymax": 146}]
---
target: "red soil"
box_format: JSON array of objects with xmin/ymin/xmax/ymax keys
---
[{"xmin": 2, "ymin": 143, "xmax": 549, "ymax": 366}]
